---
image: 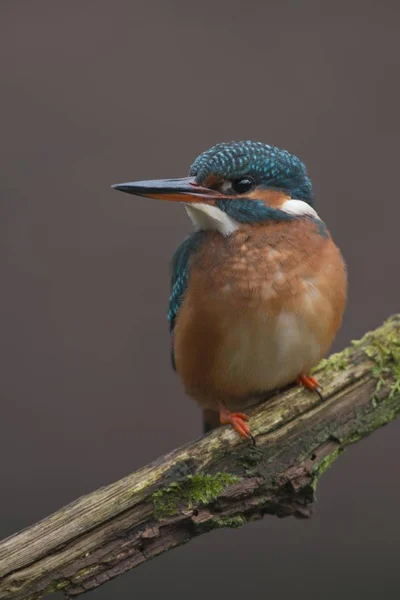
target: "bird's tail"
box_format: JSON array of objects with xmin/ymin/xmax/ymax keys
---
[{"xmin": 202, "ymin": 410, "xmax": 221, "ymax": 434}]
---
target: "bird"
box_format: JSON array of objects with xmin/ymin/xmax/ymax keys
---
[{"xmin": 112, "ymin": 141, "xmax": 347, "ymax": 442}]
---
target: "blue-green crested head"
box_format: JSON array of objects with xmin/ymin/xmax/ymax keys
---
[
  {"xmin": 189, "ymin": 140, "xmax": 314, "ymax": 205},
  {"xmin": 112, "ymin": 140, "xmax": 319, "ymax": 230}
]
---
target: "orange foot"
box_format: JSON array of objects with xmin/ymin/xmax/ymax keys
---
[
  {"xmin": 219, "ymin": 408, "xmax": 255, "ymax": 445},
  {"xmin": 296, "ymin": 374, "xmax": 324, "ymax": 401}
]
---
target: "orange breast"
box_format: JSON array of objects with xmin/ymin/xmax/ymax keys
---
[{"xmin": 173, "ymin": 219, "xmax": 347, "ymax": 411}]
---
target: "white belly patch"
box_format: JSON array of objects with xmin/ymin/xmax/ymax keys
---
[{"xmin": 215, "ymin": 308, "xmax": 322, "ymax": 407}]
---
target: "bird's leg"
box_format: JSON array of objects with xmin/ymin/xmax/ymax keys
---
[
  {"xmin": 219, "ymin": 405, "xmax": 255, "ymax": 444},
  {"xmin": 296, "ymin": 374, "xmax": 324, "ymax": 401}
]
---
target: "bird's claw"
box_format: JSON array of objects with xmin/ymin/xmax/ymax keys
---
[
  {"xmin": 297, "ymin": 374, "xmax": 324, "ymax": 401},
  {"xmin": 219, "ymin": 409, "xmax": 256, "ymax": 444}
]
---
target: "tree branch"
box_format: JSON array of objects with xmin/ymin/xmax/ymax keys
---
[{"xmin": 1, "ymin": 315, "xmax": 399, "ymax": 600}]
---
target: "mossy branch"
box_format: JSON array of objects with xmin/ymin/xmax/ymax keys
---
[{"xmin": 1, "ymin": 315, "xmax": 399, "ymax": 600}]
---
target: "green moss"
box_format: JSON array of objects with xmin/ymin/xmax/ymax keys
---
[
  {"xmin": 311, "ymin": 446, "xmax": 343, "ymax": 489},
  {"xmin": 351, "ymin": 316, "xmax": 400, "ymax": 399},
  {"xmin": 365, "ymin": 340, "xmax": 400, "ymax": 399},
  {"xmin": 313, "ymin": 315, "xmax": 400, "ymax": 400},
  {"xmin": 313, "ymin": 349, "xmax": 350, "ymax": 374},
  {"xmin": 309, "ymin": 317, "xmax": 400, "ymax": 490},
  {"xmin": 152, "ymin": 481, "xmax": 182, "ymax": 519},
  {"xmin": 187, "ymin": 473, "xmax": 240, "ymax": 505},
  {"xmin": 213, "ymin": 515, "xmax": 246, "ymax": 529},
  {"xmin": 152, "ymin": 472, "xmax": 240, "ymax": 520},
  {"xmin": 345, "ymin": 401, "xmax": 400, "ymax": 445}
]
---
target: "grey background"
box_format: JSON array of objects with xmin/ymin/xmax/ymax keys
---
[{"xmin": 1, "ymin": 1, "xmax": 399, "ymax": 598}]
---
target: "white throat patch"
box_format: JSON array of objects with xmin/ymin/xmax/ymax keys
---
[
  {"xmin": 280, "ymin": 199, "xmax": 320, "ymax": 219},
  {"xmin": 184, "ymin": 198, "xmax": 320, "ymax": 237},
  {"xmin": 185, "ymin": 203, "xmax": 239, "ymax": 237}
]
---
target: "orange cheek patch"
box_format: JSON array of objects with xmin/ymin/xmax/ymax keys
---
[{"xmin": 244, "ymin": 188, "xmax": 290, "ymax": 208}]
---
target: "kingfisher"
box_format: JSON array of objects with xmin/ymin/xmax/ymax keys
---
[{"xmin": 113, "ymin": 141, "xmax": 347, "ymax": 442}]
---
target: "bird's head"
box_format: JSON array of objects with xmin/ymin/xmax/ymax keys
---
[{"xmin": 113, "ymin": 141, "xmax": 319, "ymax": 236}]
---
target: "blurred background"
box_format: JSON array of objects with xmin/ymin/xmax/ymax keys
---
[{"xmin": 1, "ymin": 1, "xmax": 399, "ymax": 598}]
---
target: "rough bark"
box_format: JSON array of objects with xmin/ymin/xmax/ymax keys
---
[{"xmin": 0, "ymin": 315, "xmax": 399, "ymax": 600}]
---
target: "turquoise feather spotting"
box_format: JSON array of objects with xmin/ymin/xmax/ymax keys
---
[{"xmin": 189, "ymin": 140, "xmax": 314, "ymax": 204}]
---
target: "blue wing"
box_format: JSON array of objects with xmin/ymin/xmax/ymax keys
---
[{"xmin": 168, "ymin": 231, "xmax": 204, "ymax": 370}]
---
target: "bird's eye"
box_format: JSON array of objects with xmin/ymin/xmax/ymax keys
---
[{"xmin": 231, "ymin": 177, "xmax": 255, "ymax": 194}]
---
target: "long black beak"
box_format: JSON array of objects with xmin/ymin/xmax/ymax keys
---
[{"xmin": 111, "ymin": 176, "xmax": 218, "ymax": 203}]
